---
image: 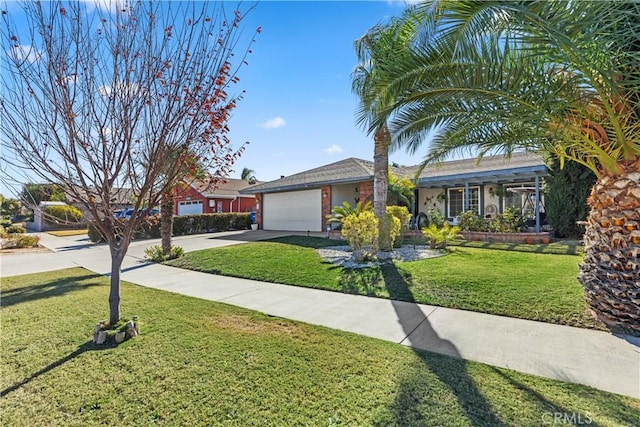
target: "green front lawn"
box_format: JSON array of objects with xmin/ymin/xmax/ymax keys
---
[
  {"xmin": 2, "ymin": 268, "xmax": 638, "ymax": 426},
  {"xmin": 166, "ymin": 236, "xmax": 600, "ymax": 329}
]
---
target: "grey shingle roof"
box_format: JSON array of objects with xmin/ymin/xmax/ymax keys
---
[
  {"xmin": 412, "ymin": 151, "xmax": 545, "ymax": 179},
  {"xmin": 241, "ymin": 152, "xmax": 546, "ymax": 194},
  {"xmin": 240, "ymin": 158, "xmax": 377, "ymax": 194},
  {"xmin": 188, "ymin": 177, "xmax": 262, "ymax": 198},
  {"xmin": 414, "ymin": 152, "xmax": 547, "ymax": 188}
]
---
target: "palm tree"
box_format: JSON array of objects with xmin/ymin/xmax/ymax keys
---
[
  {"xmin": 352, "ymin": 9, "xmax": 422, "ymax": 250},
  {"xmin": 368, "ymin": 1, "xmax": 640, "ymax": 332},
  {"xmin": 241, "ymin": 167, "xmax": 257, "ymax": 184}
]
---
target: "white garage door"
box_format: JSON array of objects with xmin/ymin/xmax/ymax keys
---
[
  {"xmin": 177, "ymin": 200, "xmax": 203, "ymax": 216},
  {"xmin": 263, "ymin": 189, "xmax": 322, "ymax": 231}
]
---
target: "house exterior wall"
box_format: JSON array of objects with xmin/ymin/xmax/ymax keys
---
[
  {"xmin": 416, "ymin": 188, "xmax": 446, "ymax": 217},
  {"xmin": 331, "ymin": 184, "xmax": 360, "ymax": 209},
  {"xmin": 174, "ymin": 186, "xmax": 209, "ymax": 214},
  {"xmin": 359, "ymin": 181, "xmax": 374, "ymax": 203},
  {"xmin": 321, "ymin": 185, "xmax": 332, "ymax": 230},
  {"xmin": 173, "ymin": 185, "xmax": 256, "ymax": 215}
]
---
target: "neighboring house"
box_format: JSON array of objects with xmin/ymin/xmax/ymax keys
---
[
  {"xmin": 173, "ymin": 177, "xmax": 260, "ymax": 216},
  {"xmin": 64, "ymin": 186, "xmax": 135, "ymax": 221},
  {"xmin": 240, "ymin": 152, "xmax": 548, "ymax": 232}
]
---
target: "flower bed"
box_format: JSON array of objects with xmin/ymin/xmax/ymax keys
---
[
  {"xmin": 460, "ymin": 230, "xmax": 552, "ymax": 244},
  {"xmin": 331, "ymin": 228, "xmax": 553, "ymax": 244}
]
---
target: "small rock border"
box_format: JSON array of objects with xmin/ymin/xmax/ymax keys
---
[
  {"xmin": 317, "ymin": 245, "xmax": 444, "ymax": 269},
  {"xmin": 93, "ymin": 316, "xmax": 140, "ymax": 345}
]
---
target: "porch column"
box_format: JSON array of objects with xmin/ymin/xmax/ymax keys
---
[
  {"xmin": 413, "ymin": 188, "xmax": 419, "ymax": 224},
  {"xmin": 534, "ymin": 176, "xmax": 540, "ymax": 233},
  {"xmin": 464, "ymin": 182, "xmax": 470, "ymax": 212}
]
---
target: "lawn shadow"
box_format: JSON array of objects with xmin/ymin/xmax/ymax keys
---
[
  {"xmin": 377, "ymin": 263, "xmax": 505, "ymax": 426},
  {"xmin": 1, "ymin": 340, "xmax": 116, "ymax": 398},
  {"xmin": 337, "ymin": 267, "xmax": 383, "ymax": 296},
  {"xmin": 264, "ymin": 235, "xmax": 346, "ymax": 249},
  {"xmin": 490, "ymin": 367, "xmax": 639, "ymax": 427},
  {"xmin": 1, "ymin": 274, "xmax": 102, "ymax": 308}
]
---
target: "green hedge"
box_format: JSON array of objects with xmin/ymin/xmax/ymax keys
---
[
  {"xmin": 172, "ymin": 213, "xmax": 251, "ymax": 236},
  {"xmin": 87, "ymin": 213, "xmax": 251, "ymax": 243},
  {"xmin": 43, "ymin": 205, "xmax": 84, "ymax": 223}
]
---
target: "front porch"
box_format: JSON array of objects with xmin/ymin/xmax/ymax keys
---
[{"xmin": 412, "ymin": 153, "xmax": 548, "ymax": 233}]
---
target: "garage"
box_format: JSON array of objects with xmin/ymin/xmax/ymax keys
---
[
  {"xmin": 263, "ymin": 189, "xmax": 322, "ymax": 231},
  {"xmin": 177, "ymin": 200, "xmax": 203, "ymax": 216}
]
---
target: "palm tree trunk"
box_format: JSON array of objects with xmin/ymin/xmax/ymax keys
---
[
  {"xmin": 579, "ymin": 158, "xmax": 640, "ymax": 333},
  {"xmin": 374, "ymin": 123, "xmax": 391, "ymax": 251},
  {"xmin": 160, "ymin": 190, "xmax": 174, "ymax": 258}
]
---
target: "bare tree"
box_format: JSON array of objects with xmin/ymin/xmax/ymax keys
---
[{"xmin": 0, "ymin": 1, "xmax": 259, "ymax": 324}]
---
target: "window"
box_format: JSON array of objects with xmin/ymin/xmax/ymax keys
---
[
  {"xmin": 448, "ymin": 188, "xmax": 464, "ymax": 217},
  {"xmin": 448, "ymin": 187, "xmax": 479, "ymax": 217}
]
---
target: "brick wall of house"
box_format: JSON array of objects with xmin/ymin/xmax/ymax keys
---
[
  {"xmin": 321, "ymin": 185, "xmax": 332, "ymax": 230},
  {"xmin": 255, "ymin": 193, "xmax": 262, "ymax": 228},
  {"xmin": 359, "ymin": 181, "xmax": 374, "ymax": 204}
]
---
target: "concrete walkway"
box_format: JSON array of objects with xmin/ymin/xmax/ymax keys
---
[{"xmin": 2, "ymin": 231, "xmax": 639, "ymax": 399}]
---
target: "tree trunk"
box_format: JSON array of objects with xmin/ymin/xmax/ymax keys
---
[
  {"xmin": 160, "ymin": 191, "xmax": 174, "ymax": 258},
  {"xmin": 374, "ymin": 123, "xmax": 391, "ymax": 251},
  {"xmin": 579, "ymin": 158, "xmax": 640, "ymax": 333},
  {"xmin": 108, "ymin": 239, "xmax": 128, "ymax": 325}
]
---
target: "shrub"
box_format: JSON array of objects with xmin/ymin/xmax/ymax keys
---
[
  {"xmin": 459, "ymin": 210, "xmax": 486, "ymax": 232},
  {"xmin": 87, "ymin": 221, "xmax": 105, "ymax": 243},
  {"xmin": 427, "ymin": 208, "xmax": 446, "ymax": 228},
  {"xmin": 382, "ymin": 209, "xmax": 404, "ymax": 248},
  {"xmin": 545, "ymin": 158, "xmax": 596, "ymax": 238},
  {"xmin": 173, "ymin": 213, "xmax": 251, "ymax": 235},
  {"xmin": 1, "ymin": 233, "xmax": 40, "ymax": 249},
  {"xmin": 387, "ymin": 206, "xmax": 411, "ymax": 233},
  {"xmin": 341, "ymin": 211, "xmax": 379, "ymax": 261},
  {"xmin": 0, "ymin": 225, "xmax": 6, "ymax": 238},
  {"xmin": 15, "ymin": 234, "xmax": 40, "ymax": 248},
  {"xmin": 488, "ymin": 208, "xmax": 526, "ymax": 233},
  {"xmin": 421, "ymin": 223, "xmax": 463, "ymax": 249},
  {"xmin": 457, "ymin": 208, "xmax": 526, "ymax": 233},
  {"xmin": 6, "ymin": 224, "xmax": 26, "ymax": 234},
  {"xmin": 87, "ymin": 213, "xmax": 251, "ymax": 243},
  {"xmin": 0, "ymin": 219, "xmax": 12, "ymax": 228},
  {"xmin": 144, "ymin": 245, "xmax": 184, "ymax": 262},
  {"xmin": 43, "ymin": 204, "xmax": 84, "ymax": 224},
  {"xmin": 326, "ymin": 201, "xmax": 373, "ymax": 227}
]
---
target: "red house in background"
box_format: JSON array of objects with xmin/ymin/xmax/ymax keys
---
[{"xmin": 173, "ymin": 177, "xmax": 260, "ymax": 216}]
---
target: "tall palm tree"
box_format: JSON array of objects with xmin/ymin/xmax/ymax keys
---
[
  {"xmin": 352, "ymin": 9, "xmax": 422, "ymax": 250},
  {"xmin": 369, "ymin": 1, "xmax": 639, "ymax": 332},
  {"xmin": 241, "ymin": 167, "xmax": 257, "ymax": 184}
]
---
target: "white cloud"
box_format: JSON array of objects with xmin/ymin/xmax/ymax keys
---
[
  {"xmin": 260, "ymin": 117, "xmax": 286, "ymax": 129},
  {"xmin": 323, "ymin": 144, "xmax": 344, "ymax": 155},
  {"xmin": 98, "ymin": 81, "xmax": 143, "ymax": 98},
  {"xmin": 10, "ymin": 45, "xmax": 42, "ymax": 63},
  {"xmin": 80, "ymin": 0, "xmax": 123, "ymax": 13}
]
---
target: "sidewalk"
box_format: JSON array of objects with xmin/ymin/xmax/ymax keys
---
[{"xmin": 2, "ymin": 231, "xmax": 639, "ymax": 399}]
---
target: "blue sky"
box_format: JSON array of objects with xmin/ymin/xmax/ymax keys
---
[
  {"xmin": 0, "ymin": 1, "xmax": 424, "ymax": 196},
  {"xmin": 225, "ymin": 1, "xmax": 423, "ymax": 182}
]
